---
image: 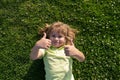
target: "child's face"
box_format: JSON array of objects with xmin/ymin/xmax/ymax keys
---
[{"xmin": 49, "ymin": 32, "xmax": 66, "ymax": 48}]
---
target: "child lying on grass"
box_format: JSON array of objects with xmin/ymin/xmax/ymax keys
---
[{"xmin": 30, "ymin": 21, "xmax": 85, "ymax": 80}]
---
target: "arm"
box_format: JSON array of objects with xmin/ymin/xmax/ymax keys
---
[
  {"xmin": 71, "ymin": 48, "xmax": 85, "ymax": 62},
  {"xmin": 64, "ymin": 45, "xmax": 85, "ymax": 62},
  {"xmin": 30, "ymin": 33, "xmax": 51, "ymax": 60},
  {"xmin": 64, "ymin": 40, "xmax": 85, "ymax": 62},
  {"xmin": 30, "ymin": 46, "xmax": 43, "ymax": 60}
]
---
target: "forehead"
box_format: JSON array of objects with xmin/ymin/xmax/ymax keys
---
[
  {"xmin": 50, "ymin": 31, "xmax": 65, "ymax": 36},
  {"xmin": 50, "ymin": 26, "xmax": 67, "ymax": 35}
]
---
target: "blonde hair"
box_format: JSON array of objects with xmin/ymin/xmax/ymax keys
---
[{"xmin": 39, "ymin": 21, "xmax": 78, "ymax": 45}]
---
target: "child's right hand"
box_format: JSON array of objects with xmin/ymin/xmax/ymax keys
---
[{"xmin": 35, "ymin": 32, "xmax": 51, "ymax": 49}]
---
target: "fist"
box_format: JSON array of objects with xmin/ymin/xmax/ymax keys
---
[
  {"xmin": 64, "ymin": 39, "xmax": 76, "ymax": 56},
  {"xmin": 35, "ymin": 32, "xmax": 51, "ymax": 49}
]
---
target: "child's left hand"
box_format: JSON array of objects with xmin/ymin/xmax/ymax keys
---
[
  {"xmin": 64, "ymin": 39, "xmax": 78, "ymax": 56},
  {"xmin": 64, "ymin": 39, "xmax": 85, "ymax": 62}
]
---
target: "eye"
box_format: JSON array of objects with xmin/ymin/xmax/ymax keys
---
[
  {"xmin": 51, "ymin": 34, "xmax": 56, "ymax": 38},
  {"xmin": 59, "ymin": 35, "xmax": 64, "ymax": 38},
  {"xmin": 58, "ymin": 36, "xmax": 62, "ymax": 38}
]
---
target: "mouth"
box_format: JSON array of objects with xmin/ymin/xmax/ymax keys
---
[
  {"xmin": 52, "ymin": 41, "xmax": 60, "ymax": 46},
  {"xmin": 54, "ymin": 42, "xmax": 59, "ymax": 45}
]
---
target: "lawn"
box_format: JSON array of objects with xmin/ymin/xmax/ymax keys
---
[{"xmin": 0, "ymin": 0, "xmax": 120, "ymax": 80}]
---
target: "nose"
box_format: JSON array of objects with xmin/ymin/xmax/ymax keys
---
[{"xmin": 54, "ymin": 37, "xmax": 59, "ymax": 40}]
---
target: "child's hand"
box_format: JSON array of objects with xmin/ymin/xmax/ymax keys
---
[
  {"xmin": 64, "ymin": 39, "xmax": 77, "ymax": 56},
  {"xmin": 64, "ymin": 39, "xmax": 85, "ymax": 62},
  {"xmin": 35, "ymin": 32, "xmax": 51, "ymax": 49}
]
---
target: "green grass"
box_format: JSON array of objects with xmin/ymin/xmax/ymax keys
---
[{"xmin": 0, "ymin": 0, "xmax": 120, "ymax": 80}]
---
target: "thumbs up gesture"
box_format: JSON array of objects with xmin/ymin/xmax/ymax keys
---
[
  {"xmin": 35, "ymin": 32, "xmax": 51, "ymax": 49},
  {"xmin": 64, "ymin": 39, "xmax": 85, "ymax": 62},
  {"xmin": 64, "ymin": 39, "xmax": 81, "ymax": 57},
  {"xmin": 64, "ymin": 39, "xmax": 76, "ymax": 56}
]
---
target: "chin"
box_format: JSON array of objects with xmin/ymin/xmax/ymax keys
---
[
  {"xmin": 53, "ymin": 45, "xmax": 62, "ymax": 48},
  {"xmin": 54, "ymin": 46, "xmax": 60, "ymax": 48}
]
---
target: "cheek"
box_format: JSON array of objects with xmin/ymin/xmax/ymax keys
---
[
  {"xmin": 49, "ymin": 37, "xmax": 53, "ymax": 40},
  {"xmin": 61, "ymin": 38, "xmax": 66, "ymax": 43}
]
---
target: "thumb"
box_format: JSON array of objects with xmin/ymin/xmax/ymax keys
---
[
  {"xmin": 43, "ymin": 32, "xmax": 47, "ymax": 38},
  {"xmin": 70, "ymin": 39, "xmax": 74, "ymax": 46}
]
